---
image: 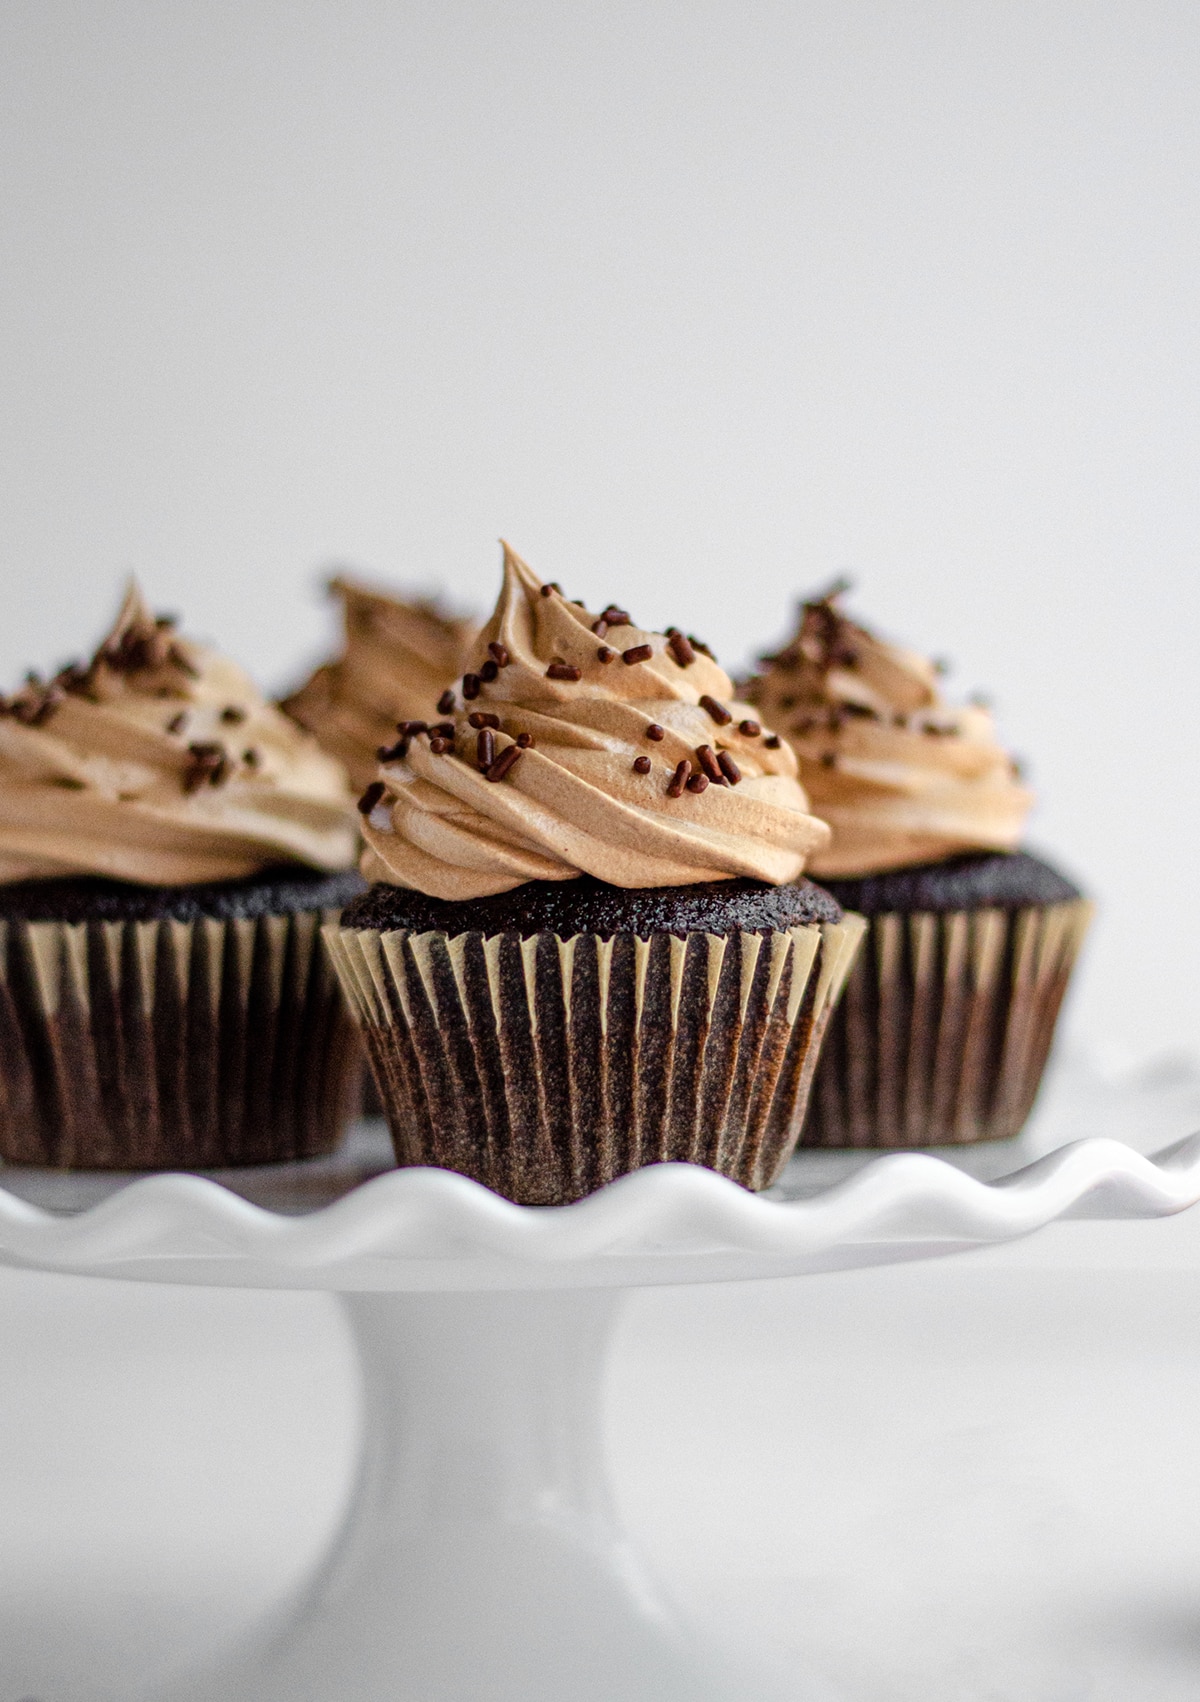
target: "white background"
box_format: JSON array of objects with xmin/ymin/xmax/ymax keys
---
[
  {"xmin": 2, "ymin": 8, "xmax": 1200, "ymax": 1698},
  {"xmin": 2, "ymin": 0, "xmax": 1198, "ymax": 1060}
]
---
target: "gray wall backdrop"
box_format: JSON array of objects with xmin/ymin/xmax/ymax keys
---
[{"xmin": 1, "ymin": 0, "xmax": 1197, "ymax": 1062}]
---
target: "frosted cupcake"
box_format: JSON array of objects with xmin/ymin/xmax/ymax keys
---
[
  {"xmin": 0, "ymin": 585, "xmax": 363, "ymax": 1169},
  {"xmin": 326, "ymin": 544, "xmax": 864, "ymax": 1203},
  {"xmin": 281, "ymin": 575, "xmax": 477, "ymax": 791},
  {"xmin": 746, "ymin": 583, "xmax": 1091, "ymax": 1148}
]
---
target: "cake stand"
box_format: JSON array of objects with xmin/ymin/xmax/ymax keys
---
[{"xmin": 2, "ymin": 1127, "xmax": 1199, "ymax": 1702}]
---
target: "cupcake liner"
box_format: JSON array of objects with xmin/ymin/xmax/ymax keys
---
[
  {"xmin": 0, "ymin": 906, "xmax": 360, "ymax": 1169},
  {"xmin": 800, "ymin": 899, "xmax": 1092, "ymax": 1148},
  {"xmin": 326, "ymin": 915, "xmax": 865, "ymax": 1204}
]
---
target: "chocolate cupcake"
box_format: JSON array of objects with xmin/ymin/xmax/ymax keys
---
[
  {"xmin": 326, "ymin": 544, "xmax": 864, "ymax": 1204},
  {"xmin": 281, "ymin": 575, "xmax": 477, "ymax": 791},
  {"xmin": 0, "ymin": 585, "xmax": 363, "ymax": 1169},
  {"xmin": 746, "ymin": 584, "xmax": 1091, "ymax": 1148}
]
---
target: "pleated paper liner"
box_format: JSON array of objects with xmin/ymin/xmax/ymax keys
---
[
  {"xmin": 326, "ymin": 915, "xmax": 865, "ymax": 1204},
  {"xmin": 0, "ymin": 906, "xmax": 361, "ymax": 1169},
  {"xmin": 800, "ymin": 898, "xmax": 1093, "ymax": 1149}
]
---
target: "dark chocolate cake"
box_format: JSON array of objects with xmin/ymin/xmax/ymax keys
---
[
  {"xmin": 342, "ymin": 873, "xmax": 841, "ymax": 939},
  {"xmin": 819, "ymin": 850, "xmax": 1081, "ymax": 918},
  {"xmin": 0, "ymin": 866, "xmax": 365, "ymax": 925}
]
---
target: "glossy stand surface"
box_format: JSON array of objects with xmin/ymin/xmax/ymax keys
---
[
  {"xmin": 2, "ymin": 1122, "xmax": 1199, "ymax": 1701},
  {"xmin": 167, "ymin": 1288, "xmax": 765, "ymax": 1702}
]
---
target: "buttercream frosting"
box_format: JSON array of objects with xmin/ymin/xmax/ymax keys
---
[
  {"xmin": 745, "ymin": 584, "xmax": 1033, "ymax": 877},
  {"xmin": 281, "ymin": 576, "xmax": 477, "ymax": 790},
  {"xmin": 359, "ymin": 544, "xmax": 830, "ymax": 898},
  {"xmin": 0, "ymin": 585, "xmax": 357, "ymax": 884}
]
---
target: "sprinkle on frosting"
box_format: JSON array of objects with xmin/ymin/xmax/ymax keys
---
[
  {"xmin": 280, "ymin": 575, "xmax": 477, "ymax": 791},
  {"xmin": 358, "ymin": 543, "xmax": 829, "ymax": 898},
  {"xmin": 744, "ymin": 582, "xmax": 1034, "ymax": 877},
  {"xmin": 0, "ymin": 583, "xmax": 357, "ymax": 885}
]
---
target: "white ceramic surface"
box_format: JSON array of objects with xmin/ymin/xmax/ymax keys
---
[
  {"xmin": 1, "ymin": 1127, "xmax": 1199, "ymax": 1701},
  {"xmin": 2, "ymin": 1130, "xmax": 1200, "ymax": 1294}
]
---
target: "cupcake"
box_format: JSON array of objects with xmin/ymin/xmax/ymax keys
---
[
  {"xmin": 0, "ymin": 584, "xmax": 363, "ymax": 1169},
  {"xmin": 325, "ymin": 544, "xmax": 864, "ymax": 1204},
  {"xmin": 746, "ymin": 582, "xmax": 1091, "ymax": 1148},
  {"xmin": 281, "ymin": 574, "xmax": 477, "ymax": 790}
]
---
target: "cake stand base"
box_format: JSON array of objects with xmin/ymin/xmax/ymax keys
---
[
  {"xmin": 6, "ymin": 1126, "xmax": 1199, "ymax": 1699},
  {"xmin": 150, "ymin": 1288, "xmax": 776, "ymax": 1702}
]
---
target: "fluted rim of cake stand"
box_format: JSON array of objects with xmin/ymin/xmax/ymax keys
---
[{"xmin": 0, "ymin": 1132, "xmax": 1196, "ymax": 1291}]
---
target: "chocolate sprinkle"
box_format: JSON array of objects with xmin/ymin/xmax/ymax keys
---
[
  {"xmin": 515, "ymin": 732, "xmax": 534, "ymax": 748},
  {"xmin": 699, "ymin": 694, "xmax": 731, "ymax": 725},
  {"xmin": 377, "ymin": 738, "xmax": 409, "ymax": 762},
  {"xmin": 429, "ymin": 736, "xmax": 452, "ymax": 754},
  {"xmin": 437, "ymin": 689, "xmax": 456, "ymax": 715},
  {"xmin": 431, "ymin": 721, "xmax": 456, "ymax": 738},
  {"xmin": 183, "ymin": 742, "xmax": 229, "ymax": 793},
  {"xmin": 220, "ymin": 705, "xmax": 246, "ymax": 724},
  {"xmin": 11, "ymin": 681, "xmax": 64, "ymax": 726},
  {"xmin": 166, "ymin": 711, "xmax": 187, "ymax": 735},
  {"xmin": 488, "ymin": 641, "xmax": 510, "ymax": 667},
  {"xmin": 398, "ymin": 720, "xmax": 428, "ymax": 736},
  {"xmin": 622, "ymin": 644, "xmax": 653, "ymax": 665},
  {"xmin": 468, "ymin": 711, "xmax": 500, "ymax": 729},
  {"xmin": 738, "ymin": 718, "xmax": 760, "ymax": 737},
  {"xmin": 476, "ymin": 727, "xmax": 496, "ymax": 770},
  {"xmin": 667, "ymin": 759, "xmax": 690, "ymax": 798},
  {"xmin": 686, "ymin": 772, "xmax": 709, "ymax": 793},
  {"xmin": 603, "ymin": 606, "xmax": 632, "ymax": 626},
  {"xmin": 486, "ymin": 745, "xmax": 523, "ymax": 782},
  {"xmin": 358, "ymin": 780, "xmax": 386, "ymax": 815},
  {"xmin": 764, "ymin": 733, "xmax": 781, "ymax": 749},
  {"xmin": 546, "ymin": 662, "xmax": 582, "ymax": 681},
  {"xmin": 597, "ymin": 646, "xmax": 616, "ymax": 663},
  {"xmin": 592, "ymin": 618, "xmax": 608, "ymax": 637},
  {"xmin": 462, "ymin": 673, "xmax": 481, "ymax": 700},
  {"xmin": 479, "ymin": 659, "xmax": 499, "ymax": 683},
  {"xmin": 717, "ymin": 751, "xmax": 741, "ymax": 784},
  {"xmin": 666, "ymin": 629, "xmax": 696, "ymax": 667},
  {"xmin": 645, "ymin": 723, "xmax": 665, "ymax": 741},
  {"xmin": 632, "ymin": 755, "xmax": 652, "ymax": 774},
  {"xmin": 696, "ymin": 744, "xmax": 724, "ymax": 783}
]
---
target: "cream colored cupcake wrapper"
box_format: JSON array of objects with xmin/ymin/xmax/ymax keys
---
[
  {"xmin": 0, "ymin": 906, "xmax": 360, "ymax": 1170},
  {"xmin": 326, "ymin": 915, "xmax": 865, "ymax": 1204},
  {"xmin": 802, "ymin": 898, "xmax": 1092, "ymax": 1149}
]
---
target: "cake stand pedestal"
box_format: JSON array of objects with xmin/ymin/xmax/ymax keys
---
[
  {"xmin": 230, "ymin": 1287, "xmax": 745, "ymax": 1702},
  {"xmin": 1, "ymin": 1129, "xmax": 1199, "ymax": 1702}
]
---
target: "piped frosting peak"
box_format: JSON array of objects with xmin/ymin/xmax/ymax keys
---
[
  {"xmin": 745, "ymin": 582, "xmax": 1033, "ymax": 877},
  {"xmin": 0, "ymin": 583, "xmax": 357, "ymax": 885},
  {"xmin": 358, "ymin": 544, "xmax": 830, "ymax": 898},
  {"xmin": 281, "ymin": 575, "xmax": 477, "ymax": 790}
]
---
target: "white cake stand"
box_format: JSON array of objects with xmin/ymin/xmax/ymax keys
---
[{"xmin": 2, "ymin": 1127, "xmax": 1199, "ymax": 1702}]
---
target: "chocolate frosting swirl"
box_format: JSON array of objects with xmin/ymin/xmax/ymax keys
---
[
  {"xmin": 360, "ymin": 545, "xmax": 830, "ymax": 898},
  {"xmin": 745, "ymin": 584, "xmax": 1033, "ymax": 877},
  {"xmin": 0, "ymin": 585, "xmax": 357, "ymax": 884},
  {"xmin": 281, "ymin": 576, "xmax": 477, "ymax": 790}
]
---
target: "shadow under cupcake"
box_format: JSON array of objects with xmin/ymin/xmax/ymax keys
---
[
  {"xmin": 746, "ymin": 583, "xmax": 1091, "ymax": 1150},
  {"xmin": 326, "ymin": 544, "xmax": 864, "ymax": 1204}
]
